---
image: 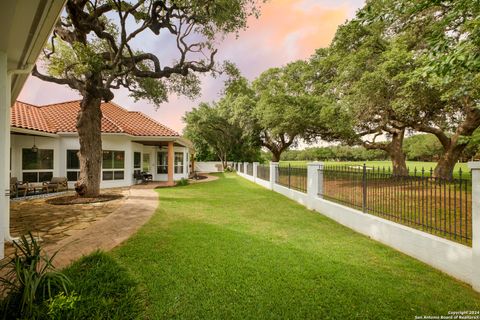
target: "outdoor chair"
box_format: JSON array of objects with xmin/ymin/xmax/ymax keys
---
[
  {"xmin": 45, "ymin": 177, "xmax": 68, "ymax": 192},
  {"xmin": 10, "ymin": 177, "xmax": 28, "ymax": 198},
  {"xmin": 134, "ymin": 172, "xmax": 153, "ymax": 184}
]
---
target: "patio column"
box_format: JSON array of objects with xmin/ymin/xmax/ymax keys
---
[
  {"xmin": 0, "ymin": 51, "xmax": 10, "ymax": 257},
  {"xmin": 167, "ymin": 141, "xmax": 174, "ymax": 186},
  {"xmin": 469, "ymin": 162, "xmax": 480, "ymax": 291}
]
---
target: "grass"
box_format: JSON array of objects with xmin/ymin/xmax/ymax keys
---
[
  {"xmin": 99, "ymin": 173, "xmax": 480, "ymax": 319},
  {"xmin": 60, "ymin": 251, "xmax": 145, "ymax": 319},
  {"xmin": 282, "ymin": 160, "xmax": 470, "ymax": 177}
]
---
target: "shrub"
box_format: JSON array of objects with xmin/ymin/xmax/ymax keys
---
[
  {"xmin": 46, "ymin": 291, "xmax": 80, "ymax": 320},
  {"xmin": 176, "ymin": 178, "xmax": 190, "ymax": 186},
  {"xmin": 0, "ymin": 233, "xmax": 71, "ymax": 319}
]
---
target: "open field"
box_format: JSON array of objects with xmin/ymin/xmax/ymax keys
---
[{"xmin": 281, "ymin": 161, "xmax": 471, "ymax": 178}]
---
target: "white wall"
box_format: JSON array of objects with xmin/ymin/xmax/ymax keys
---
[
  {"xmin": 11, "ymin": 133, "xmax": 190, "ymax": 188},
  {"xmin": 237, "ymin": 164, "xmax": 476, "ymax": 289},
  {"xmin": 195, "ymin": 161, "xmax": 224, "ymax": 173}
]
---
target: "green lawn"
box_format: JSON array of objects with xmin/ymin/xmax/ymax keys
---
[
  {"xmin": 66, "ymin": 173, "xmax": 480, "ymax": 319},
  {"xmin": 282, "ymin": 160, "xmax": 470, "ymax": 178}
]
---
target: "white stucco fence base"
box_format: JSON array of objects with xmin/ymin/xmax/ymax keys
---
[
  {"xmin": 194, "ymin": 161, "xmax": 224, "ymax": 173},
  {"xmin": 254, "ymin": 177, "xmax": 271, "ymax": 189},
  {"xmin": 236, "ymin": 165, "xmax": 475, "ymax": 289}
]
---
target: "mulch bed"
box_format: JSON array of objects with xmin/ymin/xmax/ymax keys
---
[{"xmin": 46, "ymin": 194, "xmax": 123, "ymax": 205}]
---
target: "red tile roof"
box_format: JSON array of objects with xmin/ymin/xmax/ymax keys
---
[{"xmin": 11, "ymin": 100, "xmax": 179, "ymax": 137}]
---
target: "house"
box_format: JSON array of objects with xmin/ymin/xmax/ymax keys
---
[
  {"xmin": 0, "ymin": 0, "xmax": 67, "ymax": 258},
  {"xmin": 10, "ymin": 100, "xmax": 194, "ymax": 189}
]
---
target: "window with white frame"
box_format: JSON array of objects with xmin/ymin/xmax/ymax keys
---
[
  {"xmin": 157, "ymin": 150, "xmax": 167, "ymax": 174},
  {"xmin": 22, "ymin": 148, "xmax": 54, "ymax": 182},
  {"xmin": 66, "ymin": 150, "xmax": 80, "ymax": 181},
  {"xmin": 174, "ymin": 152, "xmax": 184, "ymax": 174},
  {"xmin": 102, "ymin": 150, "xmax": 125, "ymax": 181}
]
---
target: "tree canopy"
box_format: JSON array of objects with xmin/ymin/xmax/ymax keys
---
[{"xmin": 306, "ymin": 0, "xmax": 480, "ymax": 178}]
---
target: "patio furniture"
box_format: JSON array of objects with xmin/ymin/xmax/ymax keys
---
[
  {"xmin": 45, "ymin": 177, "xmax": 68, "ymax": 192},
  {"xmin": 10, "ymin": 177, "xmax": 28, "ymax": 198},
  {"xmin": 134, "ymin": 172, "xmax": 153, "ymax": 184},
  {"xmin": 27, "ymin": 182, "xmax": 50, "ymax": 195}
]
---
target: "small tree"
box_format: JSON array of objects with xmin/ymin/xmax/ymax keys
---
[
  {"xmin": 183, "ymin": 101, "xmax": 259, "ymax": 169},
  {"xmin": 33, "ymin": 0, "xmax": 261, "ymax": 196}
]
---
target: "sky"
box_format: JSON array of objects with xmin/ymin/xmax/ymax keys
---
[{"xmin": 18, "ymin": 0, "xmax": 365, "ymax": 134}]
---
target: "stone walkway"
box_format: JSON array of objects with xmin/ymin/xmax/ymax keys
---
[
  {"xmin": 7, "ymin": 188, "xmax": 128, "ymax": 258},
  {"xmin": 44, "ymin": 186, "xmax": 158, "ymax": 268},
  {"xmin": 6, "ymin": 174, "xmax": 218, "ymax": 268}
]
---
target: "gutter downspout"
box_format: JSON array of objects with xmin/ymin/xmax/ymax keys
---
[{"xmin": 0, "ymin": 62, "xmax": 34, "ymax": 249}]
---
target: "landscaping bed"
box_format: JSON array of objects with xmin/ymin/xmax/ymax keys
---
[{"xmin": 46, "ymin": 194, "xmax": 123, "ymax": 205}]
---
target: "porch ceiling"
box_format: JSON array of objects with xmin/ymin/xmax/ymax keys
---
[{"xmin": 1, "ymin": 0, "xmax": 66, "ymax": 102}]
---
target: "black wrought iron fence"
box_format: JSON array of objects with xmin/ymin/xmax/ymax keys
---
[
  {"xmin": 246, "ymin": 163, "xmax": 253, "ymax": 176},
  {"xmin": 320, "ymin": 164, "xmax": 472, "ymax": 245},
  {"xmin": 257, "ymin": 164, "xmax": 270, "ymax": 181},
  {"xmin": 276, "ymin": 164, "xmax": 307, "ymax": 193},
  {"xmin": 239, "ymin": 163, "xmax": 244, "ymax": 173}
]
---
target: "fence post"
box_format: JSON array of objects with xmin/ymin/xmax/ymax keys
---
[
  {"xmin": 469, "ymin": 162, "xmax": 480, "ymax": 291},
  {"xmin": 307, "ymin": 162, "xmax": 323, "ymax": 209},
  {"xmin": 288, "ymin": 163, "xmax": 291, "ymax": 189},
  {"xmin": 253, "ymin": 162, "xmax": 259, "ymax": 182},
  {"xmin": 270, "ymin": 162, "xmax": 278, "ymax": 190},
  {"xmin": 362, "ymin": 163, "xmax": 367, "ymax": 213},
  {"xmin": 243, "ymin": 162, "xmax": 248, "ymax": 175}
]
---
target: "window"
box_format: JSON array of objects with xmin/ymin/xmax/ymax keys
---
[
  {"xmin": 142, "ymin": 154, "xmax": 150, "ymax": 172},
  {"xmin": 102, "ymin": 150, "xmax": 125, "ymax": 181},
  {"xmin": 174, "ymin": 152, "xmax": 184, "ymax": 174},
  {"xmin": 66, "ymin": 150, "xmax": 80, "ymax": 181},
  {"xmin": 22, "ymin": 149, "xmax": 54, "ymax": 182},
  {"xmin": 157, "ymin": 151, "xmax": 168, "ymax": 174},
  {"xmin": 133, "ymin": 152, "xmax": 141, "ymax": 175}
]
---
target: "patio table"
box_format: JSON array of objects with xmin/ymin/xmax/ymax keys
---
[{"xmin": 28, "ymin": 182, "xmax": 50, "ymax": 195}]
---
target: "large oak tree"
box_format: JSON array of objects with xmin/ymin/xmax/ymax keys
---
[
  {"xmin": 33, "ymin": 0, "xmax": 261, "ymax": 196},
  {"xmin": 355, "ymin": 0, "xmax": 480, "ymax": 179}
]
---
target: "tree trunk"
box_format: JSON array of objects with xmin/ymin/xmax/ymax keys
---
[
  {"xmin": 75, "ymin": 93, "xmax": 103, "ymax": 197},
  {"xmin": 364, "ymin": 128, "xmax": 408, "ymax": 176},
  {"xmin": 433, "ymin": 143, "xmax": 466, "ymax": 180},
  {"xmin": 271, "ymin": 150, "xmax": 281, "ymax": 162},
  {"xmin": 417, "ymin": 100, "xmax": 480, "ymax": 180},
  {"xmin": 387, "ymin": 130, "xmax": 408, "ymax": 176}
]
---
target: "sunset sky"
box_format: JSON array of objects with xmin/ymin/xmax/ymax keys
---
[{"xmin": 18, "ymin": 0, "xmax": 365, "ymax": 133}]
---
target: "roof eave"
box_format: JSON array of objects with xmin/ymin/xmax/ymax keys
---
[{"xmin": 11, "ymin": 127, "xmax": 59, "ymax": 137}]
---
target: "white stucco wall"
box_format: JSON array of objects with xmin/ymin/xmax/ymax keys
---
[
  {"xmin": 195, "ymin": 161, "xmax": 224, "ymax": 173},
  {"xmin": 10, "ymin": 133, "xmax": 190, "ymax": 189}
]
